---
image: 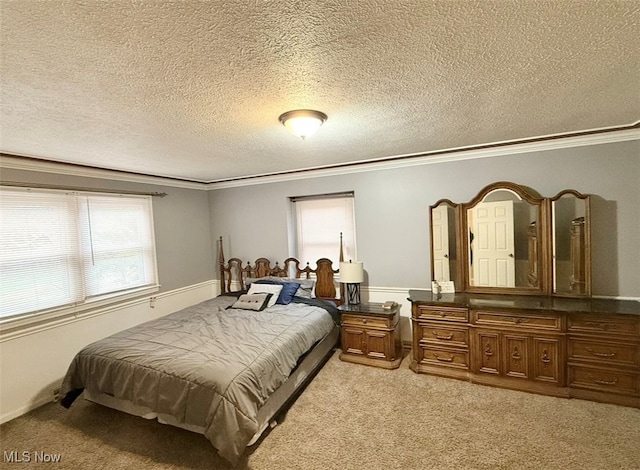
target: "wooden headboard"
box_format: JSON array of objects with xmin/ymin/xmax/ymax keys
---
[{"xmin": 218, "ymin": 236, "xmax": 344, "ymax": 303}]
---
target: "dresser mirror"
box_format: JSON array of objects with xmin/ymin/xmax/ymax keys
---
[
  {"xmin": 430, "ymin": 182, "xmax": 590, "ymax": 297},
  {"xmin": 463, "ymin": 182, "xmax": 546, "ymax": 295},
  {"xmin": 551, "ymin": 190, "xmax": 591, "ymax": 297},
  {"xmin": 429, "ymin": 199, "xmax": 461, "ymax": 286}
]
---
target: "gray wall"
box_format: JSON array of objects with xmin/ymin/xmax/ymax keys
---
[
  {"xmin": 1, "ymin": 169, "xmax": 215, "ymax": 292},
  {"xmin": 209, "ymin": 140, "xmax": 640, "ymax": 298},
  {"xmin": 3, "ymin": 138, "xmax": 638, "ymax": 298}
]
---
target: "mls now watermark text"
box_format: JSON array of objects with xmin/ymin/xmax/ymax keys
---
[{"xmin": 3, "ymin": 451, "xmax": 61, "ymax": 463}]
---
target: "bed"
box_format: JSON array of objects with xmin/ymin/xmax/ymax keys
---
[{"xmin": 59, "ymin": 237, "xmax": 343, "ymax": 465}]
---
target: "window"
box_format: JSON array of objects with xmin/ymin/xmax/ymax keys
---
[
  {"xmin": 0, "ymin": 187, "xmax": 158, "ymax": 321},
  {"xmin": 290, "ymin": 192, "xmax": 357, "ymax": 265}
]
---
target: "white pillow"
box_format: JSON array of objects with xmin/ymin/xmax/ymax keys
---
[
  {"xmin": 247, "ymin": 283, "xmax": 283, "ymax": 308},
  {"xmin": 245, "ymin": 276, "xmax": 315, "ymax": 298}
]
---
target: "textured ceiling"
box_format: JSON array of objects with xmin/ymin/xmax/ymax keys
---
[{"xmin": 1, "ymin": 1, "xmax": 639, "ymax": 183}]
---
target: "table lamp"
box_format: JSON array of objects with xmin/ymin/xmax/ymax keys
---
[{"xmin": 339, "ymin": 261, "xmax": 364, "ymax": 305}]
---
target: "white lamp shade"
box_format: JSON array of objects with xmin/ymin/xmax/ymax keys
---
[{"xmin": 339, "ymin": 261, "xmax": 364, "ymax": 283}]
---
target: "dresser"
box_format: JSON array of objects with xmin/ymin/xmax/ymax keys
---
[{"xmin": 409, "ymin": 290, "xmax": 640, "ymax": 408}]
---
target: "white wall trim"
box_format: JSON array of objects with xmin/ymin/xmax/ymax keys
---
[
  {"xmin": 2, "ymin": 282, "xmax": 636, "ymax": 424},
  {"xmin": 362, "ymin": 286, "xmax": 640, "ymax": 361},
  {"xmin": 0, "ymin": 279, "xmax": 218, "ymax": 424},
  {"xmin": 592, "ymin": 295, "xmax": 640, "ymax": 302},
  {"xmin": 208, "ymin": 127, "xmax": 640, "ymax": 189},
  {"xmin": 0, "ymin": 154, "xmax": 208, "ymax": 190},
  {"xmin": 365, "ymin": 285, "xmax": 640, "ymax": 301},
  {"xmin": 2, "ymin": 393, "xmax": 58, "ymax": 426},
  {"xmin": 0, "ymin": 285, "xmax": 161, "ymax": 341},
  {"xmin": 0, "ymin": 281, "xmax": 217, "ymax": 343},
  {"xmin": 3, "ymin": 126, "xmax": 638, "ymax": 190}
]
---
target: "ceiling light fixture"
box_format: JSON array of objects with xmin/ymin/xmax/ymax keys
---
[{"xmin": 278, "ymin": 109, "xmax": 327, "ymax": 140}]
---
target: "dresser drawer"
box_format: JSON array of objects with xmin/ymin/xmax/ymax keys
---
[
  {"xmin": 568, "ymin": 339, "xmax": 639, "ymax": 367},
  {"xmin": 568, "ymin": 365, "xmax": 639, "ymax": 396},
  {"xmin": 416, "ymin": 323, "xmax": 469, "ymax": 348},
  {"xmin": 416, "ymin": 346, "xmax": 469, "ymax": 370},
  {"xmin": 568, "ymin": 314, "xmax": 640, "ymax": 336},
  {"xmin": 414, "ymin": 305, "xmax": 469, "ymax": 323},
  {"xmin": 473, "ymin": 310, "xmax": 562, "ymax": 331},
  {"xmin": 342, "ymin": 313, "xmax": 394, "ymax": 329}
]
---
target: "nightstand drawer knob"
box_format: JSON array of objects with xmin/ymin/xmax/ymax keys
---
[{"xmin": 361, "ymin": 319, "xmax": 367, "ymax": 324}]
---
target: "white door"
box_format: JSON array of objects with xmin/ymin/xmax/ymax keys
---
[
  {"xmin": 471, "ymin": 200, "xmax": 515, "ymax": 287},
  {"xmin": 431, "ymin": 205, "xmax": 450, "ymax": 281}
]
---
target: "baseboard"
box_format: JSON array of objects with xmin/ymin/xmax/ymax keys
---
[{"xmin": 1, "ymin": 395, "xmax": 58, "ymax": 425}]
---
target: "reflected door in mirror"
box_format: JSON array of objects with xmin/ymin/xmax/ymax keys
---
[
  {"xmin": 432, "ymin": 204, "xmax": 451, "ymax": 281},
  {"xmin": 430, "ymin": 201, "xmax": 460, "ymax": 287},
  {"xmin": 468, "ymin": 200, "xmax": 516, "ymax": 287}
]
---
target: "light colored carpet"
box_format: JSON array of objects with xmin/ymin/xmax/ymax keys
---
[{"xmin": 2, "ymin": 350, "xmax": 639, "ymax": 469}]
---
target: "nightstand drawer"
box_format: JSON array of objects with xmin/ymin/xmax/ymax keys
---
[
  {"xmin": 414, "ymin": 306, "xmax": 468, "ymax": 323},
  {"xmin": 473, "ymin": 310, "xmax": 561, "ymax": 331},
  {"xmin": 568, "ymin": 314, "xmax": 640, "ymax": 336},
  {"xmin": 416, "ymin": 323, "xmax": 469, "ymax": 348},
  {"xmin": 341, "ymin": 313, "xmax": 394, "ymax": 329},
  {"xmin": 568, "ymin": 339, "xmax": 639, "ymax": 367},
  {"xmin": 568, "ymin": 365, "xmax": 639, "ymax": 395}
]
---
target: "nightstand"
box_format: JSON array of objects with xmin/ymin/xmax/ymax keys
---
[{"xmin": 338, "ymin": 302, "xmax": 402, "ymax": 369}]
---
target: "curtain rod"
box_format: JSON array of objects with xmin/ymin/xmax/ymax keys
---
[
  {"xmin": 290, "ymin": 191, "xmax": 354, "ymax": 202},
  {"xmin": 0, "ymin": 181, "xmax": 167, "ymax": 197}
]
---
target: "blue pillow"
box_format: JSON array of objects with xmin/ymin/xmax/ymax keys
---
[{"xmin": 253, "ymin": 279, "xmax": 301, "ymax": 305}]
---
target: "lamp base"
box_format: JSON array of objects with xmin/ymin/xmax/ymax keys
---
[{"xmin": 346, "ymin": 283, "xmax": 361, "ymax": 305}]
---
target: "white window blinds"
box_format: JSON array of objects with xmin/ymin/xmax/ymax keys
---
[
  {"xmin": 0, "ymin": 188, "xmax": 158, "ymax": 319},
  {"xmin": 292, "ymin": 193, "xmax": 356, "ymax": 265}
]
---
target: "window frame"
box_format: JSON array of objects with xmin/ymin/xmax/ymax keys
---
[
  {"xmin": 288, "ymin": 192, "xmax": 357, "ymax": 266},
  {"xmin": 0, "ymin": 187, "xmax": 160, "ymax": 334}
]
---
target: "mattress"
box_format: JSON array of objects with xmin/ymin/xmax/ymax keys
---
[{"xmin": 60, "ymin": 294, "xmax": 338, "ymax": 464}]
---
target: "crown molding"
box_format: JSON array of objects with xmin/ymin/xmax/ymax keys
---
[
  {"xmin": 208, "ymin": 125, "xmax": 640, "ymax": 189},
  {"xmin": 0, "ymin": 154, "xmax": 208, "ymax": 190},
  {"xmin": 2, "ymin": 125, "xmax": 638, "ymax": 191}
]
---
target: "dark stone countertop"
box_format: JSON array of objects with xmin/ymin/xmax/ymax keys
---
[{"xmin": 407, "ymin": 290, "xmax": 640, "ymax": 316}]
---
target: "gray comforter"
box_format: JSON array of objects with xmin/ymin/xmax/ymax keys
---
[{"xmin": 60, "ymin": 295, "xmax": 336, "ymax": 464}]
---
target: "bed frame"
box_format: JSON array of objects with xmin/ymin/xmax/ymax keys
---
[
  {"xmin": 218, "ymin": 235, "xmax": 345, "ymax": 303},
  {"xmin": 87, "ymin": 237, "xmax": 344, "ymax": 458}
]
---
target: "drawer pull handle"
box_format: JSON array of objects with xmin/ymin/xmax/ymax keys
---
[
  {"xmin": 586, "ymin": 347, "xmax": 616, "ymax": 358},
  {"xmin": 485, "ymin": 344, "xmax": 494, "ymax": 357},
  {"xmin": 588, "ymin": 374, "xmax": 618, "ymax": 386},
  {"xmin": 541, "ymin": 349, "xmax": 550, "ymax": 364},
  {"xmin": 512, "ymin": 317, "xmax": 528, "ymax": 324},
  {"xmin": 361, "ymin": 319, "xmax": 367, "ymax": 324},
  {"xmin": 511, "ymin": 347, "xmax": 521, "ymax": 360},
  {"xmin": 433, "ymin": 331, "xmax": 453, "ymax": 341},
  {"xmin": 434, "ymin": 353, "xmax": 454, "ymax": 363},
  {"xmin": 439, "ymin": 311, "xmax": 447, "ymax": 317}
]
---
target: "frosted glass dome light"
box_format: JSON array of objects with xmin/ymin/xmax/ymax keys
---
[{"xmin": 279, "ymin": 109, "xmax": 327, "ymax": 139}]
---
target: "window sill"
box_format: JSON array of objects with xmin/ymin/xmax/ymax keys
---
[{"xmin": 0, "ymin": 284, "xmax": 160, "ymax": 341}]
